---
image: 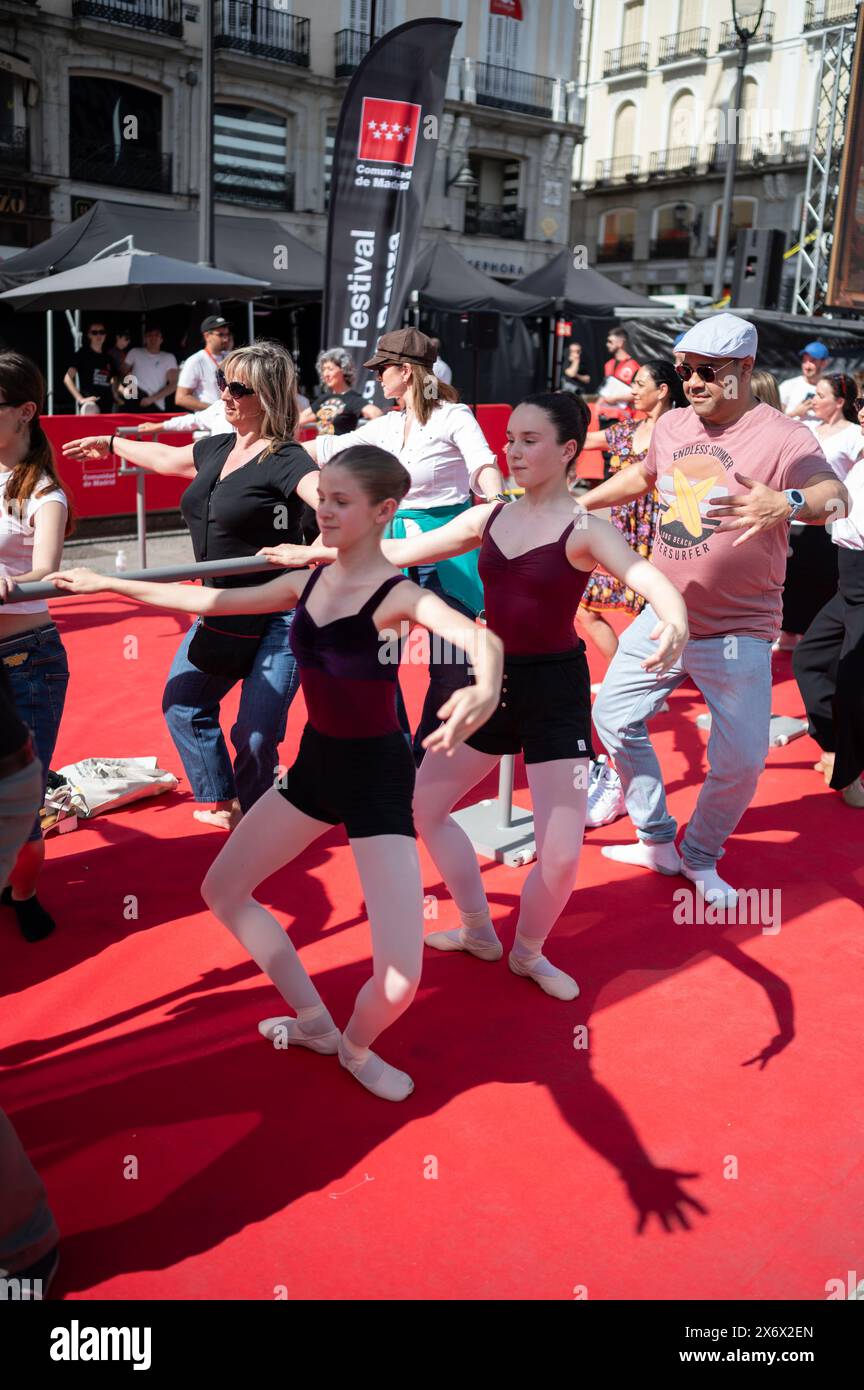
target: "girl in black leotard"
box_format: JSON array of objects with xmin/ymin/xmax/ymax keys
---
[{"xmin": 50, "ymin": 445, "xmax": 503, "ymax": 1103}]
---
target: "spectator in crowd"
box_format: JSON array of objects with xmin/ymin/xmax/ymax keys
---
[
  {"xmin": 750, "ymin": 368, "xmax": 782, "ymax": 411},
  {"xmin": 430, "ymin": 337, "xmax": 453, "ymax": 386},
  {"xmin": 780, "ymin": 341, "xmax": 830, "ymax": 422},
  {"xmin": 604, "ymin": 328, "xmax": 640, "ymax": 391},
  {"xmin": 63, "ymin": 322, "xmax": 116, "ymax": 414},
  {"xmin": 107, "ymin": 328, "xmax": 132, "ymax": 380},
  {"xmin": 123, "ymin": 326, "xmax": 179, "ymax": 413},
  {"xmin": 174, "ymin": 316, "xmax": 231, "ymax": 411},
  {"xmin": 298, "ymin": 348, "xmax": 379, "ymax": 435},
  {"xmin": 561, "ymin": 341, "xmax": 591, "ymax": 395},
  {"xmin": 0, "ymin": 353, "xmax": 73, "ymax": 941}
]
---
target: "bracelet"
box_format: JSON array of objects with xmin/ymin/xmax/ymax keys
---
[{"xmin": 109, "ymin": 434, "xmax": 116, "ymax": 454}]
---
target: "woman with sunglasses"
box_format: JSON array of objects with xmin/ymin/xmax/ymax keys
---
[
  {"xmin": 63, "ymin": 323, "xmax": 117, "ymax": 415},
  {"xmin": 0, "ymin": 353, "xmax": 73, "ymax": 942},
  {"xmin": 62, "ymin": 341, "xmax": 320, "ymax": 831},
  {"xmin": 793, "ymin": 392, "xmax": 864, "ymax": 807},
  {"xmin": 293, "ymin": 329, "xmax": 504, "ymax": 764},
  {"xmin": 578, "ymin": 360, "xmax": 687, "ymax": 663}
]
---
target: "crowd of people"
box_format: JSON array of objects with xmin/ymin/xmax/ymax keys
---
[{"xmin": 1, "ymin": 314, "xmax": 862, "ymax": 1287}]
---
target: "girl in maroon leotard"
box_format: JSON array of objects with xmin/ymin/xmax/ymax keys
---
[
  {"xmin": 51, "ymin": 446, "xmax": 503, "ymax": 1102},
  {"xmin": 372, "ymin": 393, "xmax": 689, "ymax": 1001}
]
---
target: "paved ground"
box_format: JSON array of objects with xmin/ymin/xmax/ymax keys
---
[{"xmin": 61, "ymin": 527, "xmax": 195, "ymax": 576}]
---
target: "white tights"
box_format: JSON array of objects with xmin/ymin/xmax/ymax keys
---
[
  {"xmin": 414, "ymin": 746, "xmax": 588, "ymax": 955},
  {"xmin": 202, "ymin": 788, "xmax": 424, "ymax": 1090}
]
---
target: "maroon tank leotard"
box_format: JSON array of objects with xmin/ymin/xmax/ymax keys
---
[
  {"xmin": 478, "ymin": 502, "xmax": 592, "ymax": 656},
  {"xmin": 289, "ymin": 568, "xmax": 405, "ymax": 737}
]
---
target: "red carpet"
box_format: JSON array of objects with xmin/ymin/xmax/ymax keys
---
[{"xmin": 2, "ymin": 596, "xmax": 862, "ymax": 1300}]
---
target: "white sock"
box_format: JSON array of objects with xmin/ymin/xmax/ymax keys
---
[
  {"xmin": 509, "ymin": 933, "xmax": 580, "ymax": 1001},
  {"xmin": 601, "ymin": 840, "xmax": 682, "ymax": 875},
  {"xmin": 680, "ymin": 863, "xmax": 738, "ymax": 910},
  {"xmin": 338, "ymin": 1033, "xmax": 414, "ymax": 1102}
]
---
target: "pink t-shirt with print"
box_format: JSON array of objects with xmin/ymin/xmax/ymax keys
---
[{"xmin": 642, "ymin": 402, "xmax": 828, "ymax": 641}]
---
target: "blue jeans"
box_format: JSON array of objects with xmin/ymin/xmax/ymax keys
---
[
  {"xmin": 395, "ymin": 563, "xmax": 476, "ymax": 765},
  {"xmin": 162, "ymin": 610, "xmax": 300, "ymax": 813},
  {"xmin": 0, "ymin": 623, "xmax": 70, "ymax": 842},
  {"xmin": 593, "ymin": 605, "xmax": 772, "ymax": 870}
]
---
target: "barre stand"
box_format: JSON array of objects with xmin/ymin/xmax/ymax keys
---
[{"xmin": 451, "ymin": 753, "xmax": 536, "ymax": 867}]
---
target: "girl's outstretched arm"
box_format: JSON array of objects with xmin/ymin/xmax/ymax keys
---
[{"xmin": 46, "ymin": 566, "xmax": 310, "ymax": 616}]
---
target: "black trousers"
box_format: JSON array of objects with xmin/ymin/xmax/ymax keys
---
[{"xmin": 793, "ymin": 548, "xmax": 864, "ymax": 789}]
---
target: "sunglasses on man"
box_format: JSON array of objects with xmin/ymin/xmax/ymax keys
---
[
  {"xmin": 674, "ymin": 358, "xmax": 737, "ymax": 384},
  {"xmin": 88, "ymin": 329, "xmax": 107, "ymax": 338},
  {"xmin": 216, "ymin": 369, "xmax": 255, "ymax": 399}
]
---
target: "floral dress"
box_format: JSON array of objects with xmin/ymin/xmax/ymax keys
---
[{"xmin": 581, "ymin": 419, "xmax": 659, "ymax": 615}]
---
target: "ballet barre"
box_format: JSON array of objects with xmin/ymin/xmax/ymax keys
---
[
  {"xmin": 5, "ymin": 556, "xmax": 278, "ymax": 604},
  {"xmin": 452, "ymin": 755, "xmax": 536, "ymax": 867}
]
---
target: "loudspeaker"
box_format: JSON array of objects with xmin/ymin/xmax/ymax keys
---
[
  {"xmin": 458, "ymin": 313, "xmax": 499, "ymax": 351},
  {"xmin": 731, "ymin": 228, "xmax": 786, "ymax": 309}
]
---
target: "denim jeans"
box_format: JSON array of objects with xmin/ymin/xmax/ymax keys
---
[
  {"xmin": 0, "ymin": 623, "xmax": 69, "ymax": 842},
  {"xmin": 162, "ymin": 610, "xmax": 299, "ymax": 813},
  {"xmin": 593, "ymin": 605, "xmax": 772, "ymax": 870},
  {"xmin": 395, "ymin": 562, "xmax": 476, "ymax": 765}
]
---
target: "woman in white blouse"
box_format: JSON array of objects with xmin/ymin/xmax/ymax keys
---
[
  {"xmin": 298, "ymin": 329, "xmax": 504, "ymax": 761},
  {"xmin": 807, "ymin": 374, "xmax": 864, "ymax": 480},
  {"xmin": 794, "ymin": 392, "xmax": 864, "ymax": 808}
]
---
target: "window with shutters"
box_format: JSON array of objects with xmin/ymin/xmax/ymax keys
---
[
  {"xmin": 214, "ymin": 105, "xmax": 293, "ymax": 209},
  {"xmin": 613, "ymin": 103, "xmax": 636, "ymax": 158},
  {"xmin": 465, "ymin": 156, "xmax": 524, "ymax": 240},
  {"xmin": 622, "ymin": 1, "xmax": 644, "ymax": 46},
  {"xmin": 679, "ymin": 0, "xmax": 702, "ymax": 30},
  {"xmin": 598, "ymin": 208, "xmax": 636, "ymax": 262}
]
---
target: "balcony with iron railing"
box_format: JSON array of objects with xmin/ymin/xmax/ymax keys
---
[
  {"xmin": 782, "ymin": 129, "xmax": 813, "ymax": 161},
  {"xmin": 472, "ymin": 62, "xmax": 557, "ymax": 120},
  {"xmin": 0, "ymin": 126, "xmax": 29, "ymax": 171},
  {"xmin": 603, "ymin": 42, "xmax": 650, "ymax": 79},
  {"xmin": 804, "ymin": 0, "xmax": 859, "ymax": 27},
  {"xmin": 214, "ymin": 168, "xmax": 295, "ymax": 210},
  {"xmin": 71, "ymin": 0, "xmax": 182, "ymax": 37},
  {"xmin": 596, "ymin": 240, "xmax": 635, "ymax": 263},
  {"xmin": 649, "ymin": 235, "xmax": 692, "ymax": 260},
  {"xmin": 463, "ymin": 204, "xmax": 526, "ymax": 239},
  {"xmin": 707, "ymin": 138, "xmax": 774, "ymax": 170},
  {"xmin": 334, "ymin": 27, "xmax": 370, "ymax": 77},
  {"xmin": 658, "ymin": 27, "xmax": 710, "ymax": 64},
  {"xmin": 595, "ymin": 156, "xmax": 641, "ymax": 185},
  {"xmin": 215, "ymin": 0, "xmax": 310, "ymax": 66},
  {"xmin": 718, "ymin": 10, "xmax": 775, "ymax": 48},
  {"xmin": 648, "ymin": 146, "xmax": 698, "ymax": 177},
  {"xmin": 69, "ymin": 143, "xmax": 173, "ymax": 194}
]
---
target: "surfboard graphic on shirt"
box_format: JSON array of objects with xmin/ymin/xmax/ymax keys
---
[{"xmin": 656, "ymin": 454, "xmax": 728, "ymax": 551}]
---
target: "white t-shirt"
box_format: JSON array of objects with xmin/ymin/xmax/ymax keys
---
[
  {"xmin": 124, "ymin": 347, "xmax": 178, "ymax": 410},
  {"xmin": 806, "ymin": 420, "xmax": 864, "ymax": 482},
  {"xmin": 0, "ymin": 471, "xmax": 68, "ymax": 615},
  {"xmin": 316, "ymin": 400, "xmax": 496, "ymax": 508},
  {"xmin": 433, "ymin": 357, "xmax": 452, "ymax": 385},
  {"xmin": 780, "ymin": 374, "xmax": 820, "ymax": 421},
  {"xmin": 829, "ymin": 453, "xmax": 864, "ymax": 550},
  {"xmin": 159, "ymin": 401, "xmax": 234, "ymax": 435},
  {"xmin": 177, "ymin": 348, "xmax": 225, "ymax": 405}
]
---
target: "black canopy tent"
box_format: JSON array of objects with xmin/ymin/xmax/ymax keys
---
[{"xmin": 410, "ymin": 237, "xmax": 549, "ymax": 316}]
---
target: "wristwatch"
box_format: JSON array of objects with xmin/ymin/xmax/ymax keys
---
[{"xmin": 784, "ymin": 488, "xmax": 806, "ymax": 522}]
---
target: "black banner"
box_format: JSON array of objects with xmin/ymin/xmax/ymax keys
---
[{"xmin": 323, "ymin": 19, "xmax": 460, "ymax": 405}]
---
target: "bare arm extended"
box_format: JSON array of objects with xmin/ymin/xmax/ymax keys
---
[
  {"xmin": 62, "ymin": 433, "xmax": 197, "ymax": 478},
  {"xmin": 47, "ymin": 566, "xmax": 308, "ymax": 615}
]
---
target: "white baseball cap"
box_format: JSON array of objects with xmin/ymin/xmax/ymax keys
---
[{"xmin": 675, "ymin": 312, "xmax": 758, "ymax": 360}]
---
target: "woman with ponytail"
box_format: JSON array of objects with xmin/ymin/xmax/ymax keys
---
[
  {"xmin": 579, "ymin": 359, "xmax": 687, "ymax": 663},
  {"xmin": 0, "ymin": 353, "xmax": 74, "ymax": 941}
]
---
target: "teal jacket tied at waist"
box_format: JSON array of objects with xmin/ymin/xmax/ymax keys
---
[{"xmin": 385, "ymin": 500, "xmax": 483, "ymax": 616}]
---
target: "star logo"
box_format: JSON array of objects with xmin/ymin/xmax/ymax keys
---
[{"xmin": 357, "ymin": 98, "xmax": 421, "ymax": 166}]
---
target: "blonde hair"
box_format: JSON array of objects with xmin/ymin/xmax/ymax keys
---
[
  {"xmin": 404, "ymin": 361, "xmax": 459, "ymax": 425},
  {"xmin": 750, "ymin": 368, "xmax": 782, "ymax": 412},
  {"xmin": 221, "ymin": 339, "xmax": 299, "ymax": 459}
]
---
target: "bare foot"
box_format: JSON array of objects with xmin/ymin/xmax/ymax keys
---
[
  {"xmin": 193, "ymin": 801, "xmax": 242, "ymax": 831},
  {"xmin": 816, "ymin": 754, "xmax": 836, "ymax": 786}
]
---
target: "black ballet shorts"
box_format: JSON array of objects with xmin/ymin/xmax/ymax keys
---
[
  {"xmin": 278, "ymin": 725, "xmax": 416, "ymax": 839},
  {"xmin": 465, "ymin": 645, "xmax": 595, "ymax": 764}
]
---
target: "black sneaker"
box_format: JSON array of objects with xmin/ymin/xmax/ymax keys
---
[{"xmin": 1, "ymin": 886, "xmax": 56, "ymax": 942}]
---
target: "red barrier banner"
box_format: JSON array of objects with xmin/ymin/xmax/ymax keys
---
[{"xmin": 44, "ymin": 414, "xmax": 193, "ymax": 521}]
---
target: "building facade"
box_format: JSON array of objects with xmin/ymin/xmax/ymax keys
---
[
  {"xmin": 0, "ymin": 0, "xmax": 585, "ymax": 281},
  {"xmin": 571, "ymin": 0, "xmax": 860, "ymax": 306}
]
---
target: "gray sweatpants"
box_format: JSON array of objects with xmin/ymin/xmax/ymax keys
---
[{"xmin": 593, "ymin": 606, "xmax": 772, "ymax": 870}]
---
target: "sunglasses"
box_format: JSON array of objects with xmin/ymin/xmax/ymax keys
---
[
  {"xmin": 216, "ymin": 369, "xmax": 255, "ymax": 399},
  {"xmin": 854, "ymin": 397, "xmax": 864, "ymax": 413},
  {"xmin": 675, "ymin": 358, "xmax": 736, "ymax": 384},
  {"xmin": 88, "ymin": 330, "xmax": 106, "ymax": 337}
]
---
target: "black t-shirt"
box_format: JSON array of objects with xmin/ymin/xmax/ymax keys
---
[
  {"xmin": 312, "ymin": 389, "xmax": 364, "ymax": 435},
  {"xmin": 0, "ymin": 664, "xmax": 28, "ymax": 758},
  {"xmin": 181, "ymin": 434, "xmax": 317, "ymax": 588},
  {"xmin": 72, "ymin": 347, "xmax": 115, "ymax": 410}
]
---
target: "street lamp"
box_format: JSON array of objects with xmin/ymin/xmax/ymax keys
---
[{"xmin": 711, "ymin": 0, "xmax": 766, "ymax": 301}]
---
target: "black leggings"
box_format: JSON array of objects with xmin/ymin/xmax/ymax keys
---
[{"xmin": 793, "ymin": 548, "xmax": 864, "ymax": 789}]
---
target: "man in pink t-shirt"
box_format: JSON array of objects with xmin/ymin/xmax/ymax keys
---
[{"xmin": 586, "ymin": 313, "xmax": 847, "ymax": 906}]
